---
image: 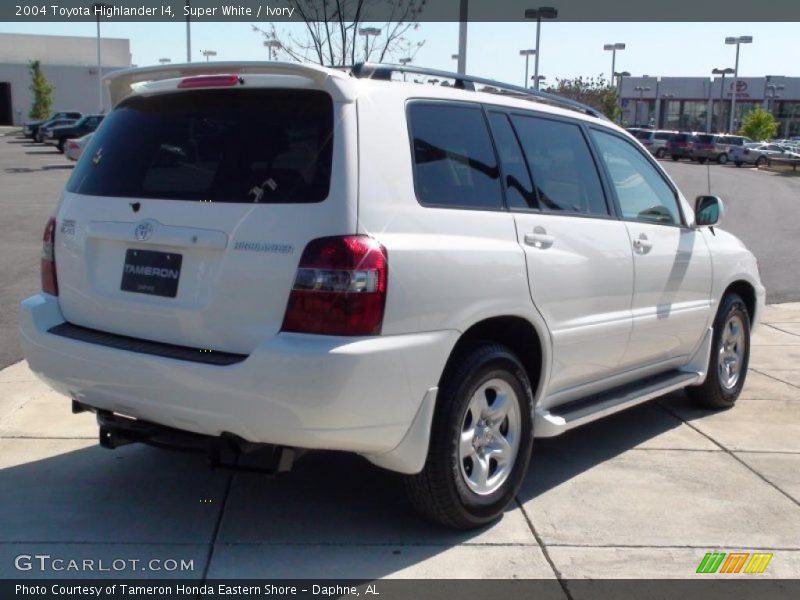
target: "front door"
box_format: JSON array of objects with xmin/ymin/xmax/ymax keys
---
[{"xmin": 588, "ymin": 128, "xmax": 713, "ymax": 369}]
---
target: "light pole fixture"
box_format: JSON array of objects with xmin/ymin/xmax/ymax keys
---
[
  {"xmin": 524, "ymin": 6, "xmax": 558, "ymax": 91},
  {"xmin": 263, "ymin": 40, "xmax": 281, "ymax": 61},
  {"xmin": 531, "ymin": 74, "xmax": 546, "ymax": 88},
  {"xmin": 399, "ymin": 57, "xmax": 412, "ymax": 81},
  {"xmin": 766, "ymin": 83, "xmax": 784, "ymax": 113},
  {"xmin": 604, "ymin": 43, "xmax": 626, "ymax": 85},
  {"xmin": 725, "ymin": 35, "xmax": 753, "ymax": 133},
  {"xmin": 634, "ymin": 85, "xmax": 651, "ymax": 127},
  {"xmin": 712, "ymin": 67, "xmax": 735, "ymax": 132},
  {"xmin": 92, "ymin": 3, "xmax": 110, "ymax": 113},
  {"xmin": 519, "ymin": 49, "xmax": 536, "ymax": 87},
  {"xmin": 201, "ymin": 49, "xmax": 217, "ymax": 62},
  {"xmin": 358, "ymin": 27, "xmax": 381, "ymax": 62},
  {"xmin": 158, "ymin": 58, "xmax": 172, "ymax": 64}
]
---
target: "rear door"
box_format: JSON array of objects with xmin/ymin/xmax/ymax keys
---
[
  {"xmin": 492, "ymin": 111, "xmax": 634, "ymax": 394},
  {"xmin": 588, "ymin": 127, "xmax": 712, "ymax": 368},
  {"xmin": 55, "ymin": 86, "xmax": 352, "ymax": 354}
]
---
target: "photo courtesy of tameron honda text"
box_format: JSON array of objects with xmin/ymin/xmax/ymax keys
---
[{"xmin": 19, "ymin": 56, "xmax": 766, "ymax": 531}]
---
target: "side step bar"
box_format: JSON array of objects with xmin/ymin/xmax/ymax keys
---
[{"xmin": 534, "ymin": 370, "xmax": 701, "ymax": 438}]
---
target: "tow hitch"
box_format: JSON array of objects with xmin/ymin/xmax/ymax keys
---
[{"xmin": 96, "ymin": 410, "xmax": 295, "ymax": 475}]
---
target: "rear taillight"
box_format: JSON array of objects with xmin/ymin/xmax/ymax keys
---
[
  {"xmin": 41, "ymin": 217, "xmax": 58, "ymax": 296},
  {"xmin": 68, "ymin": 142, "xmax": 79, "ymax": 150},
  {"xmin": 282, "ymin": 235, "xmax": 387, "ymax": 336}
]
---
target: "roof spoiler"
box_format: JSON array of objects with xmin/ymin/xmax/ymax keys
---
[{"xmin": 103, "ymin": 61, "xmax": 351, "ymax": 106}]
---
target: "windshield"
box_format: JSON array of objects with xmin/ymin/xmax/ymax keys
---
[{"xmin": 67, "ymin": 89, "xmax": 334, "ymax": 204}]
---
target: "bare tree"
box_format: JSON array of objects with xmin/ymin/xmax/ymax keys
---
[{"xmin": 252, "ymin": 0, "xmax": 426, "ymax": 67}]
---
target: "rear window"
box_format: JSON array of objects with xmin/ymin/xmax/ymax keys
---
[
  {"xmin": 696, "ymin": 135, "xmax": 715, "ymax": 143},
  {"xmin": 635, "ymin": 130, "xmax": 654, "ymax": 140},
  {"xmin": 67, "ymin": 89, "xmax": 333, "ymax": 203},
  {"xmin": 655, "ymin": 132, "xmax": 671, "ymax": 140}
]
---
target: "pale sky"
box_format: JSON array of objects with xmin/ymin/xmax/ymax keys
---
[{"xmin": 1, "ymin": 21, "xmax": 797, "ymax": 85}]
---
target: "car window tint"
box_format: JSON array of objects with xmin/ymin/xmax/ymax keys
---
[
  {"xmin": 510, "ymin": 115, "xmax": 608, "ymax": 216},
  {"xmin": 408, "ymin": 103, "xmax": 502, "ymax": 210},
  {"xmin": 590, "ymin": 129, "xmax": 681, "ymax": 226},
  {"xmin": 67, "ymin": 89, "xmax": 333, "ymax": 204},
  {"xmin": 487, "ymin": 112, "xmax": 537, "ymax": 210}
]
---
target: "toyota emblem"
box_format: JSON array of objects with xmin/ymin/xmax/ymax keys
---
[{"xmin": 134, "ymin": 222, "xmax": 153, "ymax": 241}]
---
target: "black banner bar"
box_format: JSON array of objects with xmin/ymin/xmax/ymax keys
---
[{"xmin": 3, "ymin": 0, "xmax": 800, "ymax": 23}]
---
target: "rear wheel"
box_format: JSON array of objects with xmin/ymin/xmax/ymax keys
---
[
  {"xmin": 718, "ymin": 153, "xmax": 728, "ymax": 165},
  {"xmin": 686, "ymin": 293, "xmax": 750, "ymax": 410},
  {"xmin": 403, "ymin": 343, "xmax": 534, "ymax": 529},
  {"xmin": 756, "ymin": 156, "xmax": 767, "ymax": 168},
  {"xmin": 656, "ymin": 148, "xmax": 666, "ymax": 159}
]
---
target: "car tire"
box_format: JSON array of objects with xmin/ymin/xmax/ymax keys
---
[
  {"xmin": 756, "ymin": 156, "xmax": 767, "ymax": 168},
  {"xmin": 656, "ymin": 148, "xmax": 666, "ymax": 159},
  {"xmin": 403, "ymin": 342, "xmax": 534, "ymax": 529},
  {"xmin": 56, "ymin": 139, "xmax": 65, "ymax": 153},
  {"xmin": 718, "ymin": 153, "xmax": 728, "ymax": 165},
  {"xmin": 686, "ymin": 293, "xmax": 750, "ymax": 410}
]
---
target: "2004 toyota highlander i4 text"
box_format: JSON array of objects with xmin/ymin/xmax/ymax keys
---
[{"xmin": 20, "ymin": 62, "xmax": 765, "ymax": 529}]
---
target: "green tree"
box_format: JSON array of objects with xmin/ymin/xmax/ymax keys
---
[
  {"xmin": 28, "ymin": 60, "xmax": 54, "ymax": 120},
  {"xmin": 543, "ymin": 75, "xmax": 620, "ymax": 121},
  {"xmin": 738, "ymin": 106, "xmax": 779, "ymax": 141}
]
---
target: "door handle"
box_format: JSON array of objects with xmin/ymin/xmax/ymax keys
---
[
  {"xmin": 633, "ymin": 233, "xmax": 653, "ymax": 253},
  {"xmin": 524, "ymin": 228, "xmax": 555, "ymax": 249}
]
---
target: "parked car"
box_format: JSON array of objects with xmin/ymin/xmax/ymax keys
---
[
  {"xmin": 37, "ymin": 118, "xmax": 79, "ymax": 144},
  {"xmin": 690, "ymin": 134, "xmax": 750, "ymax": 164},
  {"xmin": 48, "ymin": 114, "xmax": 104, "ymax": 152},
  {"xmin": 731, "ymin": 142, "xmax": 791, "ymax": 167},
  {"xmin": 23, "ymin": 111, "xmax": 82, "ymax": 140},
  {"xmin": 64, "ymin": 133, "xmax": 94, "ymax": 162},
  {"xmin": 20, "ymin": 63, "xmax": 765, "ymax": 529},
  {"xmin": 666, "ymin": 132, "xmax": 698, "ymax": 160},
  {"xmin": 633, "ymin": 129, "xmax": 674, "ymax": 158}
]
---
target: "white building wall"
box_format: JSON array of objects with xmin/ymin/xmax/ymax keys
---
[{"xmin": 0, "ymin": 33, "xmax": 131, "ymax": 124}]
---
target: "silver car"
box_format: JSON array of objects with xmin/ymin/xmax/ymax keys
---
[
  {"xmin": 731, "ymin": 143, "xmax": 791, "ymax": 167},
  {"xmin": 634, "ymin": 129, "xmax": 675, "ymax": 158}
]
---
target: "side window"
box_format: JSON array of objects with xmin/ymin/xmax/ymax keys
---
[
  {"xmin": 408, "ymin": 103, "xmax": 502, "ymax": 210},
  {"xmin": 510, "ymin": 115, "xmax": 609, "ymax": 216},
  {"xmin": 486, "ymin": 112, "xmax": 538, "ymax": 210},
  {"xmin": 589, "ymin": 128, "xmax": 682, "ymax": 226}
]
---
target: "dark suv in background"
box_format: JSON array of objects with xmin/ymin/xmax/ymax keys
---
[
  {"xmin": 48, "ymin": 114, "xmax": 104, "ymax": 153},
  {"xmin": 666, "ymin": 132, "xmax": 698, "ymax": 161}
]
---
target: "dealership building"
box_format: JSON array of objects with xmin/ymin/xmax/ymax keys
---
[
  {"xmin": 619, "ymin": 75, "xmax": 800, "ymax": 137},
  {"xmin": 0, "ymin": 33, "xmax": 132, "ymax": 125}
]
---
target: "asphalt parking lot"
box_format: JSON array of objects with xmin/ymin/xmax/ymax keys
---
[{"xmin": 1, "ymin": 131, "xmax": 799, "ymax": 584}]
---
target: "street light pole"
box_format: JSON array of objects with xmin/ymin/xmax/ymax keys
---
[
  {"xmin": 186, "ymin": 0, "xmax": 191, "ymax": 62},
  {"xmin": 525, "ymin": 7, "xmax": 558, "ymax": 91},
  {"xmin": 201, "ymin": 50, "xmax": 217, "ymax": 62},
  {"xmin": 92, "ymin": 3, "xmax": 109, "ymax": 113},
  {"xmin": 457, "ymin": 0, "xmax": 468, "ymax": 75},
  {"xmin": 604, "ymin": 43, "xmax": 625, "ymax": 85},
  {"xmin": 726, "ymin": 35, "xmax": 753, "ymax": 134},
  {"xmin": 712, "ymin": 67, "xmax": 734, "ymax": 132},
  {"xmin": 358, "ymin": 27, "xmax": 381, "ymax": 62},
  {"xmin": 615, "ymin": 70, "xmax": 630, "ymax": 125},
  {"xmin": 399, "ymin": 57, "xmax": 412, "ymax": 81},
  {"xmin": 263, "ymin": 40, "xmax": 281, "ymax": 61},
  {"xmin": 519, "ymin": 49, "xmax": 536, "ymax": 87}
]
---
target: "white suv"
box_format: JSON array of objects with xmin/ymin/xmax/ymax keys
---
[{"xmin": 20, "ymin": 62, "xmax": 765, "ymax": 529}]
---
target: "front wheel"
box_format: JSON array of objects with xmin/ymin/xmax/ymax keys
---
[
  {"xmin": 718, "ymin": 153, "xmax": 728, "ymax": 165},
  {"xmin": 403, "ymin": 343, "xmax": 534, "ymax": 529},
  {"xmin": 656, "ymin": 148, "xmax": 666, "ymax": 159},
  {"xmin": 756, "ymin": 156, "xmax": 767, "ymax": 168},
  {"xmin": 686, "ymin": 293, "xmax": 750, "ymax": 410}
]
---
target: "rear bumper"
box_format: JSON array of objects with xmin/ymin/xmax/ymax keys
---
[{"xmin": 20, "ymin": 293, "xmax": 456, "ymax": 458}]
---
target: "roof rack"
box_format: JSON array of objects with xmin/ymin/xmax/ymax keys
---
[{"xmin": 350, "ymin": 62, "xmax": 608, "ymax": 121}]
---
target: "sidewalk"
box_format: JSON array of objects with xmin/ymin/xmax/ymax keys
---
[{"xmin": 1, "ymin": 305, "xmax": 799, "ymax": 584}]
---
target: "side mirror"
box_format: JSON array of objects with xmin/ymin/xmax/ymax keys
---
[{"xmin": 695, "ymin": 195, "xmax": 723, "ymax": 227}]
